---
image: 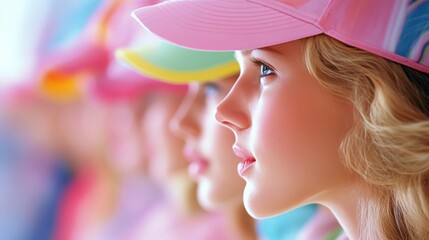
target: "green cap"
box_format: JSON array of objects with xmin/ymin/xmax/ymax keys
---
[{"xmin": 115, "ymin": 39, "xmax": 239, "ymax": 84}]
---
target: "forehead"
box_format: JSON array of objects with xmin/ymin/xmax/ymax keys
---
[
  {"xmin": 234, "ymin": 50, "xmax": 250, "ymax": 59},
  {"xmin": 234, "ymin": 50, "xmax": 250, "ymax": 67},
  {"xmin": 234, "ymin": 44, "xmax": 289, "ymax": 61}
]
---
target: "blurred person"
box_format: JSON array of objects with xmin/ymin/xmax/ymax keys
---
[
  {"xmin": 29, "ymin": 56, "xmax": 161, "ymax": 240},
  {"xmin": 83, "ymin": 60, "xmax": 164, "ymax": 240},
  {"xmin": 114, "ymin": 44, "xmax": 244, "ymax": 240},
  {"xmin": 24, "ymin": 1, "xmax": 151, "ymax": 239},
  {"xmin": 6, "ymin": 75, "xmax": 120, "ymax": 240},
  {"xmin": 118, "ymin": 67, "xmax": 235, "ymax": 240},
  {"xmin": 51, "ymin": 91, "xmax": 118, "ymax": 240},
  {"xmin": 43, "ymin": 31, "xmax": 231, "ymax": 240},
  {"xmin": 117, "ymin": 39, "xmax": 257, "ymax": 240},
  {"xmin": 10, "ymin": 68, "xmax": 151, "ymax": 240},
  {"xmin": 0, "ymin": 1, "xmax": 153, "ymax": 239}
]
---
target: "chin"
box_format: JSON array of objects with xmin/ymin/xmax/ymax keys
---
[
  {"xmin": 198, "ymin": 184, "xmax": 233, "ymax": 211},
  {"xmin": 243, "ymin": 190, "xmax": 269, "ymax": 219},
  {"xmin": 198, "ymin": 193, "xmax": 222, "ymax": 211},
  {"xmin": 197, "ymin": 182, "xmax": 217, "ymax": 210},
  {"xmin": 243, "ymin": 183, "xmax": 288, "ymax": 219}
]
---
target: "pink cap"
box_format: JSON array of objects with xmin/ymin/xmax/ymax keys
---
[
  {"xmin": 133, "ymin": 0, "xmax": 429, "ymax": 73},
  {"xmin": 92, "ymin": 61, "xmax": 187, "ymax": 102},
  {"xmin": 41, "ymin": 38, "xmax": 110, "ymax": 75}
]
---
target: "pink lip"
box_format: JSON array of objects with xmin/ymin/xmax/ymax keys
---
[
  {"xmin": 184, "ymin": 148, "xmax": 209, "ymax": 180},
  {"xmin": 232, "ymin": 145, "xmax": 256, "ymax": 177}
]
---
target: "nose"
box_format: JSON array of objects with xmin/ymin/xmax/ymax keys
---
[
  {"xmin": 215, "ymin": 77, "xmax": 251, "ymax": 131},
  {"xmin": 169, "ymin": 88, "xmax": 201, "ymax": 139}
]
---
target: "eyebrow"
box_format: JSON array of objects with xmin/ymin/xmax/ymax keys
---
[{"xmin": 253, "ymin": 46, "xmax": 282, "ymax": 55}]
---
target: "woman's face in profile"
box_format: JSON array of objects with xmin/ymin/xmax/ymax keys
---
[
  {"xmin": 216, "ymin": 40, "xmax": 357, "ymax": 218},
  {"xmin": 171, "ymin": 76, "xmax": 244, "ymax": 210}
]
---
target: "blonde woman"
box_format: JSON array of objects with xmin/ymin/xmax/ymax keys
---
[{"xmin": 133, "ymin": 0, "xmax": 429, "ymax": 239}]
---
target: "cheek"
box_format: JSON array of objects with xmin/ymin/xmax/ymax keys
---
[
  {"xmin": 202, "ymin": 121, "xmax": 236, "ymax": 159},
  {"xmin": 246, "ymin": 83, "xmax": 354, "ymax": 217},
  {"xmin": 201, "ymin": 106, "xmax": 236, "ymax": 162},
  {"xmin": 202, "ymin": 111, "xmax": 239, "ymax": 177},
  {"xmin": 143, "ymin": 101, "xmax": 187, "ymax": 180},
  {"xmin": 199, "ymin": 116, "xmax": 244, "ymax": 206},
  {"xmin": 209, "ymin": 125, "xmax": 242, "ymax": 180},
  {"xmin": 253, "ymin": 88, "xmax": 324, "ymax": 175},
  {"xmin": 257, "ymin": 82, "xmax": 352, "ymax": 173}
]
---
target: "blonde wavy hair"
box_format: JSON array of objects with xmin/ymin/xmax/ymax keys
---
[{"xmin": 303, "ymin": 34, "xmax": 429, "ymax": 239}]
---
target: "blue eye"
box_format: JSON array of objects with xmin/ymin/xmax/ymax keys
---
[
  {"xmin": 203, "ymin": 82, "xmax": 219, "ymax": 96},
  {"xmin": 260, "ymin": 64, "xmax": 274, "ymax": 77},
  {"xmin": 249, "ymin": 56, "xmax": 276, "ymax": 86},
  {"xmin": 249, "ymin": 56, "xmax": 275, "ymax": 79}
]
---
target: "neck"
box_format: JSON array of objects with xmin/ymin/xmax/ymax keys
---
[
  {"xmin": 318, "ymin": 180, "xmax": 370, "ymax": 240},
  {"xmin": 296, "ymin": 205, "xmax": 341, "ymax": 239},
  {"xmin": 166, "ymin": 171, "xmax": 202, "ymax": 216},
  {"xmin": 224, "ymin": 202, "xmax": 257, "ymax": 240}
]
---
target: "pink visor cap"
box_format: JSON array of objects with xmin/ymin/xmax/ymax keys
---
[
  {"xmin": 132, "ymin": 0, "xmax": 429, "ymax": 73},
  {"xmin": 92, "ymin": 60, "xmax": 187, "ymax": 102}
]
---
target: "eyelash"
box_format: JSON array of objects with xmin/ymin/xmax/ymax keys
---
[{"xmin": 249, "ymin": 56, "xmax": 276, "ymax": 78}]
